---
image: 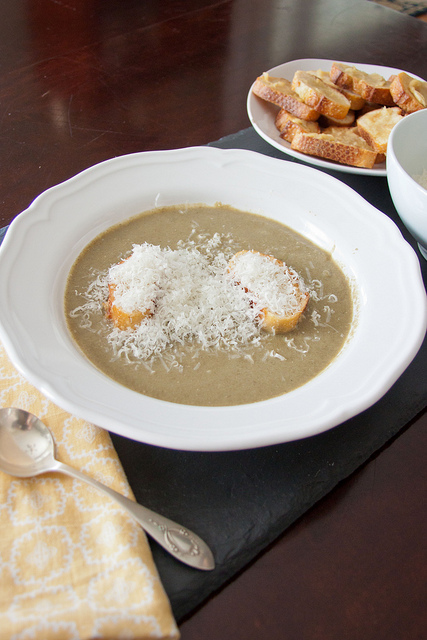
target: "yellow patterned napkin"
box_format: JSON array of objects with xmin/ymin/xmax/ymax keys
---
[{"xmin": 0, "ymin": 341, "xmax": 180, "ymax": 640}]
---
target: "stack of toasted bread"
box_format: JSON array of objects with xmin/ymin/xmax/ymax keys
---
[{"xmin": 252, "ymin": 63, "xmax": 427, "ymax": 168}]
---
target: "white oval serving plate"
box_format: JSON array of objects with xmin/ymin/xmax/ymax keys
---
[
  {"xmin": 0, "ymin": 147, "xmax": 425, "ymax": 450},
  {"xmin": 247, "ymin": 58, "xmax": 426, "ymax": 176}
]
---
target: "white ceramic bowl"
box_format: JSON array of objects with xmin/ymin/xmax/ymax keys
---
[
  {"xmin": 387, "ymin": 109, "xmax": 427, "ymax": 259},
  {"xmin": 0, "ymin": 147, "xmax": 426, "ymax": 451}
]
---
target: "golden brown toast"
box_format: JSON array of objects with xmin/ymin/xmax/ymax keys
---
[
  {"xmin": 356, "ymin": 106, "xmax": 404, "ymax": 154},
  {"xmin": 390, "ymin": 72, "xmax": 427, "ymax": 113},
  {"xmin": 308, "ymin": 69, "xmax": 366, "ymax": 110},
  {"xmin": 106, "ymin": 283, "xmax": 152, "ymax": 330},
  {"xmin": 275, "ymin": 109, "xmax": 320, "ymax": 142},
  {"xmin": 291, "ymin": 127, "xmax": 378, "ymax": 168},
  {"xmin": 319, "ymin": 110, "xmax": 356, "ymax": 128},
  {"xmin": 291, "ymin": 70, "xmax": 351, "ymax": 119},
  {"xmin": 252, "ymin": 73, "xmax": 320, "ymax": 120},
  {"xmin": 228, "ymin": 250, "xmax": 309, "ymax": 334},
  {"xmin": 330, "ymin": 62, "xmax": 394, "ymax": 106}
]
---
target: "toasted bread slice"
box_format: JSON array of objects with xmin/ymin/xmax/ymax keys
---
[
  {"xmin": 356, "ymin": 106, "xmax": 403, "ymax": 154},
  {"xmin": 341, "ymin": 90, "xmax": 366, "ymax": 111},
  {"xmin": 252, "ymin": 73, "xmax": 320, "ymax": 121},
  {"xmin": 275, "ymin": 109, "xmax": 320, "ymax": 142},
  {"xmin": 374, "ymin": 153, "xmax": 386, "ymax": 164},
  {"xmin": 291, "ymin": 127, "xmax": 378, "ymax": 168},
  {"xmin": 308, "ymin": 69, "xmax": 366, "ymax": 110},
  {"xmin": 228, "ymin": 250, "xmax": 309, "ymax": 334},
  {"xmin": 356, "ymin": 101, "xmax": 383, "ymax": 117},
  {"xmin": 107, "ymin": 283, "xmax": 152, "ymax": 330},
  {"xmin": 319, "ymin": 110, "xmax": 356, "ymax": 128},
  {"xmin": 330, "ymin": 62, "xmax": 394, "ymax": 105},
  {"xmin": 106, "ymin": 254, "xmax": 156, "ymax": 330},
  {"xmin": 390, "ymin": 72, "xmax": 427, "ymax": 113},
  {"xmin": 291, "ymin": 70, "xmax": 350, "ymax": 119}
]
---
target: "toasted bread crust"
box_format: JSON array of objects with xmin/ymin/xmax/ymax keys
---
[
  {"xmin": 107, "ymin": 283, "xmax": 152, "ymax": 330},
  {"xmin": 291, "ymin": 128, "xmax": 377, "ymax": 168},
  {"xmin": 356, "ymin": 102, "xmax": 383, "ymax": 117},
  {"xmin": 319, "ymin": 110, "xmax": 356, "ymax": 128},
  {"xmin": 339, "ymin": 88, "xmax": 366, "ymax": 111},
  {"xmin": 228, "ymin": 250, "xmax": 309, "ymax": 334},
  {"xmin": 356, "ymin": 106, "xmax": 403, "ymax": 154},
  {"xmin": 330, "ymin": 62, "xmax": 394, "ymax": 106},
  {"xmin": 390, "ymin": 72, "xmax": 427, "ymax": 113},
  {"xmin": 252, "ymin": 73, "xmax": 320, "ymax": 121},
  {"xmin": 275, "ymin": 109, "xmax": 320, "ymax": 142},
  {"xmin": 307, "ymin": 69, "xmax": 366, "ymax": 110},
  {"xmin": 374, "ymin": 153, "xmax": 386, "ymax": 164},
  {"xmin": 292, "ymin": 70, "xmax": 350, "ymax": 119}
]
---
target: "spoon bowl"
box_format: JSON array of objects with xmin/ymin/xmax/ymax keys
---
[
  {"xmin": 0, "ymin": 407, "xmax": 215, "ymax": 570},
  {"xmin": 0, "ymin": 407, "xmax": 57, "ymax": 477}
]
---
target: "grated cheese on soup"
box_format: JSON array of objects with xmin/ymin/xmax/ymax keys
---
[
  {"xmin": 105, "ymin": 243, "xmax": 267, "ymax": 362},
  {"xmin": 108, "ymin": 244, "xmax": 165, "ymax": 315},
  {"xmin": 72, "ymin": 241, "xmax": 309, "ymax": 364},
  {"xmin": 228, "ymin": 250, "xmax": 307, "ymax": 316}
]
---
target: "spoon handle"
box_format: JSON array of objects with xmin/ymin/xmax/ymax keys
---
[{"xmin": 54, "ymin": 459, "xmax": 215, "ymax": 571}]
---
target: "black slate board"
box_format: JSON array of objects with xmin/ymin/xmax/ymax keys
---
[{"xmin": 1, "ymin": 130, "xmax": 426, "ymax": 622}]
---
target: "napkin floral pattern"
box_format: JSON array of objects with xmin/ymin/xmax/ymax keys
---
[{"xmin": 0, "ymin": 341, "xmax": 180, "ymax": 640}]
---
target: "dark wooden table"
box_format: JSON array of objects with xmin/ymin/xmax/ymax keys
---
[{"xmin": 1, "ymin": 1, "xmax": 426, "ymax": 638}]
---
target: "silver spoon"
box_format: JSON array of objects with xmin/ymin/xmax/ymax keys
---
[{"xmin": 0, "ymin": 407, "xmax": 214, "ymax": 571}]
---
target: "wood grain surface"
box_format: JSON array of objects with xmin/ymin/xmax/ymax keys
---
[{"xmin": 0, "ymin": 2, "xmax": 426, "ymax": 638}]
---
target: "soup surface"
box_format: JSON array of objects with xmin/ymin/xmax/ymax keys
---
[{"xmin": 65, "ymin": 204, "xmax": 354, "ymax": 406}]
